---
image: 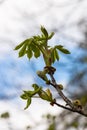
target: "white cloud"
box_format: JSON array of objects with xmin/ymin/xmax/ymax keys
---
[{"xmin": 0, "ymin": 98, "xmax": 62, "ymax": 130}]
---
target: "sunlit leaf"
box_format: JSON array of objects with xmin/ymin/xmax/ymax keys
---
[
  {"xmin": 38, "ymin": 89, "xmax": 53, "ymax": 102},
  {"xmin": 46, "ymin": 89, "xmax": 53, "ymax": 101},
  {"xmin": 23, "ymin": 87, "xmax": 41, "ymax": 97},
  {"xmin": 39, "ymin": 91, "xmax": 50, "ymax": 101}
]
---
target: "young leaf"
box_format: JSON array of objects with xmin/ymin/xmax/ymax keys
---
[
  {"xmin": 20, "ymin": 93, "xmax": 28, "ymax": 100},
  {"xmin": 41, "ymin": 26, "xmax": 48, "ymax": 38},
  {"xmin": 56, "ymin": 45, "xmax": 70, "ymax": 54},
  {"xmin": 14, "ymin": 42, "xmax": 25, "ymax": 50},
  {"xmin": 48, "ymin": 32, "xmax": 55, "ymax": 39},
  {"xmin": 24, "ymin": 97, "xmax": 31, "ymax": 110},
  {"xmin": 38, "ymin": 91, "xmax": 50, "ymax": 101},
  {"xmin": 55, "ymin": 49, "xmax": 59, "ymax": 61},
  {"xmin": 27, "ymin": 45, "xmax": 33, "ymax": 59},
  {"xmin": 37, "ymin": 71, "xmax": 49, "ymax": 82},
  {"xmin": 32, "ymin": 84, "xmax": 39, "ymax": 90},
  {"xmin": 19, "ymin": 44, "xmax": 27, "ymax": 57},
  {"xmin": 55, "ymin": 45, "xmax": 63, "ymax": 49},
  {"xmin": 45, "ymin": 89, "xmax": 53, "ymax": 101},
  {"xmin": 31, "ymin": 44, "xmax": 40, "ymax": 58},
  {"xmin": 51, "ymin": 48, "xmax": 59, "ymax": 64},
  {"xmin": 38, "ymin": 89, "xmax": 53, "ymax": 102},
  {"xmin": 51, "ymin": 49, "xmax": 55, "ymax": 63},
  {"xmin": 59, "ymin": 48, "xmax": 70, "ymax": 54},
  {"xmin": 23, "ymin": 87, "xmax": 41, "ymax": 97}
]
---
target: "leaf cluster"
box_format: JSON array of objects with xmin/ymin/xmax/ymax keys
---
[
  {"xmin": 21, "ymin": 84, "xmax": 54, "ymax": 109},
  {"xmin": 15, "ymin": 26, "xmax": 70, "ymax": 66}
]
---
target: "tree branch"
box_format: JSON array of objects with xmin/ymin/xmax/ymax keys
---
[
  {"xmin": 47, "ymin": 67, "xmax": 87, "ymax": 117},
  {"xmin": 54, "ymin": 102, "xmax": 87, "ymax": 117}
]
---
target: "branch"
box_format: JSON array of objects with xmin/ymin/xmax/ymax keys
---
[
  {"xmin": 54, "ymin": 102, "xmax": 87, "ymax": 117},
  {"xmin": 49, "ymin": 72, "xmax": 74, "ymax": 108},
  {"xmin": 47, "ymin": 66, "xmax": 87, "ymax": 117}
]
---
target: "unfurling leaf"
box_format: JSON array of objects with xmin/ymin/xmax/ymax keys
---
[
  {"xmin": 14, "ymin": 42, "xmax": 25, "ymax": 50},
  {"xmin": 51, "ymin": 48, "xmax": 59, "ymax": 63},
  {"xmin": 20, "ymin": 93, "xmax": 28, "ymax": 100},
  {"xmin": 48, "ymin": 32, "xmax": 55, "ymax": 39},
  {"xmin": 37, "ymin": 71, "xmax": 48, "ymax": 82},
  {"xmin": 55, "ymin": 49, "xmax": 59, "ymax": 61},
  {"xmin": 23, "ymin": 87, "xmax": 41, "ymax": 97},
  {"xmin": 19, "ymin": 44, "xmax": 27, "ymax": 57},
  {"xmin": 24, "ymin": 97, "xmax": 31, "ymax": 110},
  {"xmin": 46, "ymin": 89, "xmax": 53, "ymax": 101},
  {"xmin": 41, "ymin": 26, "xmax": 48, "ymax": 38},
  {"xmin": 38, "ymin": 89, "xmax": 53, "ymax": 102},
  {"xmin": 31, "ymin": 44, "xmax": 40, "ymax": 58},
  {"xmin": 32, "ymin": 84, "xmax": 40, "ymax": 90},
  {"xmin": 27, "ymin": 45, "xmax": 32, "ymax": 59},
  {"xmin": 59, "ymin": 48, "xmax": 70, "ymax": 54},
  {"xmin": 56, "ymin": 45, "xmax": 70, "ymax": 54},
  {"xmin": 39, "ymin": 91, "xmax": 49, "ymax": 101}
]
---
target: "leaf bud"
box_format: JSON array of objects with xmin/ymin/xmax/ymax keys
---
[
  {"xmin": 73, "ymin": 100, "xmax": 82, "ymax": 109},
  {"xmin": 57, "ymin": 84, "xmax": 63, "ymax": 90},
  {"xmin": 37, "ymin": 71, "xmax": 48, "ymax": 82}
]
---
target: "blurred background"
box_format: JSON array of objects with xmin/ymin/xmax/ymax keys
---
[{"xmin": 0, "ymin": 0, "xmax": 87, "ymax": 130}]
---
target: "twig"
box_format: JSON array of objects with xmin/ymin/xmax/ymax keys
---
[
  {"xmin": 48, "ymin": 70, "xmax": 87, "ymax": 117},
  {"xmin": 49, "ymin": 72, "xmax": 74, "ymax": 108},
  {"xmin": 54, "ymin": 102, "xmax": 87, "ymax": 117}
]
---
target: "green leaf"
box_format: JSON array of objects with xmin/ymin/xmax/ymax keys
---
[
  {"xmin": 31, "ymin": 44, "xmax": 40, "ymax": 58},
  {"xmin": 38, "ymin": 89, "xmax": 53, "ymax": 102},
  {"xmin": 45, "ymin": 89, "xmax": 53, "ymax": 101},
  {"xmin": 59, "ymin": 48, "xmax": 70, "ymax": 54},
  {"xmin": 48, "ymin": 32, "xmax": 55, "ymax": 39},
  {"xmin": 39, "ymin": 91, "xmax": 50, "ymax": 101},
  {"xmin": 37, "ymin": 71, "xmax": 48, "ymax": 82},
  {"xmin": 51, "ymin": 49, "xmax": 55, "ymax": 63},
  {"xmin": 55, "ymin": 49, "xmax": 59, "ymax": 61},
  {"xmin": 41, "ymin": 26, "xmax": 48, "ymax": 38},
  {"xmin": 51, "ymin": 48, "xmax": 59, "ymax": 63},
  {"xmin": 56, "ymin": 45, "xmax": 70, "ymax": 54},
  {"xmin": 20, "ymin": 93, "xmax": 28, "ymax": 100},
  {"xmin": 32, "ymin": 84, "xmax": 39, "ymax": 90},
  {"xmin": 14, "ymin": 42, "xmax": 25, "ymax": 50},
  {"xmin": 23, "ymin": 87, "xmax": 41, "ymax": 97},
  {"xmin": 19, "ymin": 44, "xmax": 27, "ymax": 57},
  {"xmin": 24, "ymin": 97, "xmax": 31, "ymax": 110},
  {"xmin": 55, "ymin": 45, "xmax": 63, "ymax": 49},
  {"xmin": 26, "ymin": 45, "xmax": 33, "ymax": 59}
]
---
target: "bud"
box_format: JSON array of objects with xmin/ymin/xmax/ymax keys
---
[
  {"xmin": 73, "ymin": 100, "xmax": 82, "ymax": 109},
  {"xmin": 57, "ymin": 84, "xmax": 63, "ymax": 90},
  {"xmin": 46, "ymin": 89, "xmax": 52, "ymax": 100},
  {"xmin": 37, "ymin": 71, "xmax": 48, "ymax": 82}
]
